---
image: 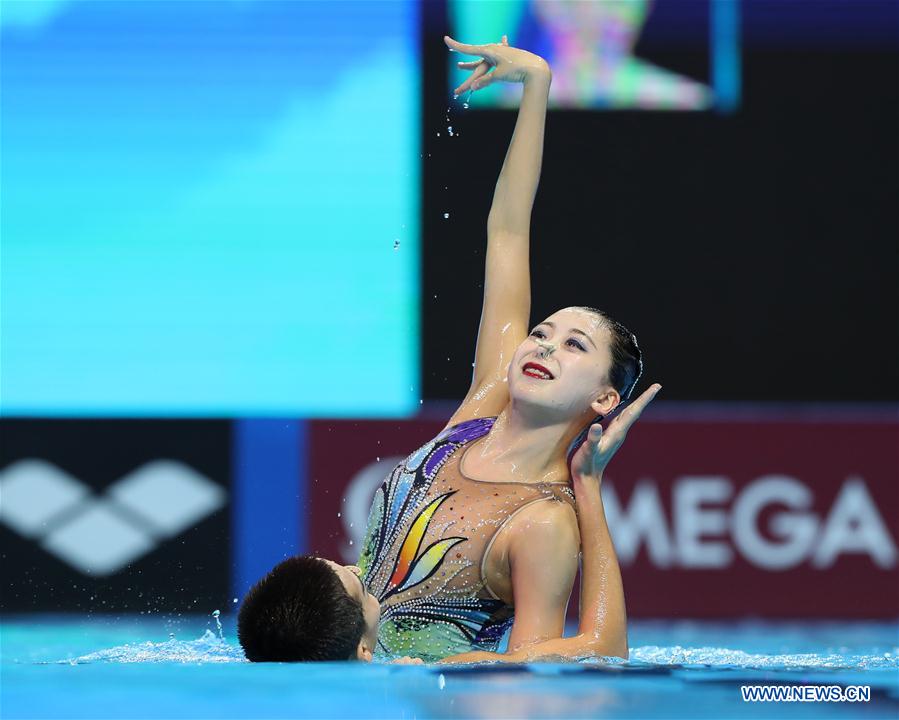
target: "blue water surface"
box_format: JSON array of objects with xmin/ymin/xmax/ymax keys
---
[{"xmin": 1, "ymin": 615, "xmax": 897, "ymax": 719}]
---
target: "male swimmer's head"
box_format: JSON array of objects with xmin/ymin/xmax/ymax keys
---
[
  {"xmin": 238, "ymin": 556, "xmax": 380, "ymax": 662},
  {"xmin": 508, "ymin": 306, "xmax": 643, "ymax": 430}
]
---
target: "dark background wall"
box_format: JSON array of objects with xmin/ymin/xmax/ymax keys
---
[{"xmin": 420, "ymin": 1, "xmax": 899, "ymax": 403}]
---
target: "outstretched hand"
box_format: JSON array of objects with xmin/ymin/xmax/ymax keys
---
[
  {"xmin": 569, "ymin": 384, "xmax": 662, "ymax": 484},
  {"xmin": 445, "ymin": 34, "xmax": 550, "ymax": 96}
]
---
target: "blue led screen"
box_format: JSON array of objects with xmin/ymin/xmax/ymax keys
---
[{"xmin": 1, "ymin": 0, "xmax": 420, "ymax": 417}]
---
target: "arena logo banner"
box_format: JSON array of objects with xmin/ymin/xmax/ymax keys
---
[
  {"xmin": 307, "ymin": 413, "xmax": 898, "ymax": 618},
  {"xmin": 0, "ymin": 420, "xmax": 231, "ymax": 613}
]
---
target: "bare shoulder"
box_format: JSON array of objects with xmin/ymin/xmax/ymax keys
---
[{"xmin": 508, "ymin": 498, "xmax": 580, "ymax": 559}]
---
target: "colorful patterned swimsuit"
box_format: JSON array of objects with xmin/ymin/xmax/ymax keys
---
[{"xmin": 357, "ymin": 416, "xmax": 575, "ymax": 662}]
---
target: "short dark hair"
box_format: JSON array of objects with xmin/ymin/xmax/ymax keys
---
[
  {"xmin": 237, "ymin": 555, "xmax": 365, "ymax": 662},
  {"xmin": 574, "ymin": 306, "xmax": 643, "ymax": 403}
]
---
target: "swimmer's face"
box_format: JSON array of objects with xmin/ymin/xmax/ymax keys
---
[
  {"xmin": 508, "ymin": 307, "xmax": 620, "ymax": 419},
  {"xmin": 323, "ymin": 560, "xmax": 381, "ymax": 661}
]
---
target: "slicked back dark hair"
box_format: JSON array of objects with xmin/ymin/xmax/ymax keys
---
[
  {"xmin": 574, "ymin": 306, "xmax": 644, "ymax": 404},
  {"xmin": 237, "ymin": 555, "xmax": 366, "ymax": 662},
  {"xmin": 565, "ymin": 306, "xmax": 644, "ymax": 468}
]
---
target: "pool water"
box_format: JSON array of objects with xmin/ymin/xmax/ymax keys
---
[{"xmin": 2, "ymin": 616, "xmax": 897, "ymax": 719}]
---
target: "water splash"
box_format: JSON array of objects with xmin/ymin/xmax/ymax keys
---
[
  {"xmin": 212, "ymin": 609, "xmax": 223, "ymax": 641},
  {"xmin": 58, "ymin": 630, "xmax": 246, "ymax": 665},
  {"xmin": 621, "ymin": 646, "xmax": 899, "ymax": 671},
  {"xmin": 54, "ymin": 640, "xmax": 899, "ymax": 670}
]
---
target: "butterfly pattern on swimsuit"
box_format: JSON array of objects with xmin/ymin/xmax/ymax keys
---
[{"xmin": 357, "ymin": 416, "xmax": 575, "ymax": 662}]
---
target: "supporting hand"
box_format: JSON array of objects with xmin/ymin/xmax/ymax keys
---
[
  {"xmin": 570, "ymin": 384, "xmax": 662, "ymax": 484},
  {"xmin": 389, "ymin": 656, "xmax": 425, "ymax": 665}
]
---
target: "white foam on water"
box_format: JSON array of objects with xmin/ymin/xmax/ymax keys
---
[
  {"xmin": 620, "ymin": 645, "xmax": 899, "ymax": 671},
  {"xmin": 55, "ymin": 641, "xmax": 899, "ymax": 669},
  {"xmin": 58, "ymin": 630, "xmax": 247, "ymax": 664}
]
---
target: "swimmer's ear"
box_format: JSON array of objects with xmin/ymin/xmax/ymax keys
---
[
  {"xmin": 356, "ymin": 640, "xmax": 373, "ymax": 663},
  {"xmin": 591, "ymin": 388, "xmax": 620, "ymax": 418}
]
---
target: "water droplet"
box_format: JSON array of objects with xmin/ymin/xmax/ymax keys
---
[
  {"xmin": 462, "ymin": 102, "xmax": 469, "ymax": 109},
  {"xmin": 393, "ymin": 239, "xmax": 400, "ymax": 250},
  {"xmin": 448, "ymin": 126, "xmax": 454, "ymax": 137},
  {"xmin": 212, "ymin": 609, "xmax": 220, "ymax": 617},
  {"xmin": 376, "ymin": 456, "xmax": 380, "ymax": 462},
  {"xmin": 337, "ymin": 511, "xmax": 341, "ymax": 518},
  {"xmin": 232, "ymin": 597, "xmax": 238, "ymax": 603},
  {"xmin": 419, "ymin": 399, "xmax": 424, "ymax": 404},
  {"xmin": 349, "ymin": 540, "xmax": 354, "ymax": 546},
  {"xmin": 443, "ymin": 212, "xmax": 449, "ymax": 219},
  {"xmin": 436, "ymin": 132, "xmax": 440, "ymax": 137}
]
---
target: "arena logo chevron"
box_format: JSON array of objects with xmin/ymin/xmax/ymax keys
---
[{"xmin": 0, "ymin": 459, "xmax": 226, "ymax": 575}]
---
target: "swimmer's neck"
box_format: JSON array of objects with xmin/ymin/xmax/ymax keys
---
[{"xmin": 473, "ymin": 404, "xmax": 584, "ymax": 483}]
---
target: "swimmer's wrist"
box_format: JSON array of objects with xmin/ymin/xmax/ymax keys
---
[
  {"xmin": 523, "ymin": 62, "xmax": 552, "ymax": 87},
  {"xmin": 571, "ymin": 469, "xmax": 603, "ymax": 488}
]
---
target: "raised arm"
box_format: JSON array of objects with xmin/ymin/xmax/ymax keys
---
[{"xmin": 441, "ymin": 36, "xmax": 552, "ymax": 427}]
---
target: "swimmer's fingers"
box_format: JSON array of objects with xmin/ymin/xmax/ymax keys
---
[
  {"xmin": 454, "ymin": 61, "xmax": 489, "ymax": 96},
  {"xmin": 622, "ymin": 383, "xmax": 662, "ymax": 425},
  {"xmin": 604, "ymin": 384, "xmax": 662, "ymax": 446},
  {"xmin": 390, "ymin": 656, "xmax": 425, "ymax": 665},
  {"xmin": 453, "ymin": 34, "xmax": 508, "ymax": 96},
  {"xmin": 444, "ymin": 35, "xmax": 500, "ymax": 61}
]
